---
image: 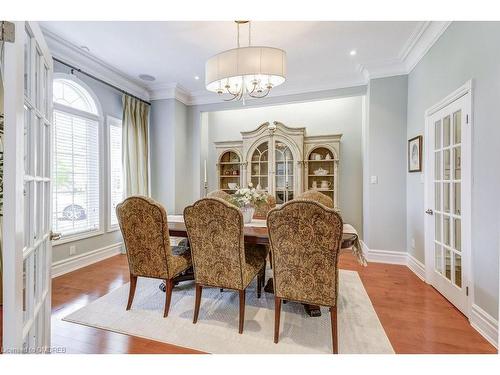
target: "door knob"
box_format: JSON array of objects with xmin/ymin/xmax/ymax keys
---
[
  {"xmin": 425, "ymin": 209, "xmax": 434, "ymax": 215},
  {"xmin": 50, "ymin": 231, "xmax": 62, "ymax": 241}
]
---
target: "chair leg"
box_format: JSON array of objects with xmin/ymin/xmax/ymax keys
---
[
  {"xmin": 257, "ymin": 275, "xmax": 262, "ymax": 299},
  {"xmin": 126, "ymin": 274, "xmax": 137, "ymax": 310},
  {"xmin": 330, "ymin": 306, "xmax": 338, "ymax": 354},
  {"xmin": 239, "ymin": 289, "xmax": 246, "ymax": 334},
  {"xmin": 268, "ymin": 249, "xmax": 273, "ymax": 269},
  {"xmin": 257, "ymin": 260, "xmax": 266, "ymax": 298},
  {"xmin": 163, "ymin": 278, "xmax": 174, "ymax": 318},
  {"xmin": 220, "ymin": 288, "xmax": 223, "ymax": 293},
  {"xmin": 193, "ymin": 283, "xmax": 202, "ymax": 324},
  {"xmin": 274, "ymin": 296, "xmax": 282, "ymax": 343}
]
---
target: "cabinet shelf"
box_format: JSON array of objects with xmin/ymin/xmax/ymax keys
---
[
  {"xmin": 307, "ymin": 159, "xmax": 336, "ymax": 162},
  {"xmin": 219, "ymin": 162, "xmax": 240, "ymax": 165},
  {"xmin": 220, "ymin": 175, "xmax": 240, "ymax": 178},
  {"xmin": 308, "ymin": 174, "xmax": 334, "ymax": 177}
]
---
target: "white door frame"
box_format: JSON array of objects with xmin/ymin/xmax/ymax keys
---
[
  {"xmin": 3, "ymin": 20, "xmax": 26, "ymax": 352},
  {"xmin": 424, "ymin": 79, "xmax": 473, "ymax": 318},
  {"xmin": 3, "ymin": 21, "xmax": 54, "ymax": 352}
]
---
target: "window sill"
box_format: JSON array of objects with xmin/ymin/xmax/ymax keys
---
[
  {"xmin": 52, "ymin": 229, "xmax": 105, "ymax": 246},
  {"xmin": 106, "ymin": 225, "xmax": 120, "ymax": 234}
]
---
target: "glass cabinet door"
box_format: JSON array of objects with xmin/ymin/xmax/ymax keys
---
[
  {"xmin": 250, "ymin": 142, "xmax": 269, "ymax": 192},
  {"xmin": 275, "ymin": 141, "xmax": 294, "ymax": 204}
]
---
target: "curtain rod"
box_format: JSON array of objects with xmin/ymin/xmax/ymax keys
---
[{"xmin": 53, "ymin": 57, "xmax": 151, "ymax": 106}]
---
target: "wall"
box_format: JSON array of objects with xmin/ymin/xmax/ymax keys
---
[
  {"xmin": 150, "ymin": 99, "xmax": 176, "ymax": 211},
  {"xmin": 150, "ymin": 98, "xmax": 191, "ymax": 214},
  {"xmin": 364, "ymin": 75, "xmax": 408, "ymax": 252},
  {"xmin": 406, "ymin": 22, "xmax": 500, "ymax": 318},
  {"xmin": 204, "ymin": 97, "xmax": 364, "ymax": 235},
  {"xmin": 52, "ymin": 61, "xmax": 123, "ymax": 263}
]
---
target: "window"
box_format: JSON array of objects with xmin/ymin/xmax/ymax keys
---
[
  {"xmin": 108, "ymin": 116, "xmax": 123, "ymax": 228},
  {"xmin": 52, "ymin": 78, "xmax": 100, "ymax": 238}
]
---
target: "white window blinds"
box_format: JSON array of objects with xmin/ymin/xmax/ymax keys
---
[
  {"xmin": 109, "ymin": 118, "xmax": 123, "ymax": 227},
  {"xmin": 52, "ymin": 109, "xmax": 100, "ymax": 237}
]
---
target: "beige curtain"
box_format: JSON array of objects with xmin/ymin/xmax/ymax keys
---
[{"xmin": 122, "ymin": 95, "xmax": 150, "ymax": 197}]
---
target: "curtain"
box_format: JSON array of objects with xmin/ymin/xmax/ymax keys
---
[{"xmin": 122, "ymin": 95, "xmax": 150, "ymax": 197}]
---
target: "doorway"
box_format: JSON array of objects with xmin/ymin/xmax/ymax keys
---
[{"xmin": 424, "ymin": 81, "xmax": 472, "ymax": 316}]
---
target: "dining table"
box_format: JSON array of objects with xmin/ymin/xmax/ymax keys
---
[{"xmin": 166, "ymin": 215, "xmax": 364, "ymax": 317}]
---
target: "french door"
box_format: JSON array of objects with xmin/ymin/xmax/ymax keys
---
[
  {"xmin": 424, "ymin": 82, "xmax": 471, "ymax": 316},
  {"xmin": 2, "ymin": 21, "xmax": 55, "ymax": 353}
]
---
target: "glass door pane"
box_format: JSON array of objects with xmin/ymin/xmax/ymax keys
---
[
  {"xmin": 251, "ymin": 142, "xmax": 269, "ymax": 192},
  {"xmin": 275, "ymin": 141, "xmax": 293, "ymax": 204},
  {"xmin": 433, "ymin": 110, "xmax": 463, "ymax": 291}
]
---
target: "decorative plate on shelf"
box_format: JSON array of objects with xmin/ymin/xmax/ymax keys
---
[{"xmin": 313, "ymin": 167, "xmax": 328, "ymax": 176}]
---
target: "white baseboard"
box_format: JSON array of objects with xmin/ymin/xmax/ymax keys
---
[
  {"xmin": 360, "ymin": 241, "xmax": 407, "ymax": 265},
  {"xmin": 470, "ymin": 304, "xmax": 499, "ymax": 349},
  {"xmin": 52, "ymin": 242, "xmax": 123, "ymax": 278},
  {"xmin": 406, "ymin": 253, "xmax": 426, "ymax": 281}
]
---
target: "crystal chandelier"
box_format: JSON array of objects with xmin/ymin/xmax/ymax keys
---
[{"xmin": 205, "ymin": 21, "xmax": 287, "ymax": 102}]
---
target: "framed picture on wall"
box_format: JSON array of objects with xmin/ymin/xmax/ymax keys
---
[{"xmin": 408, "ymin": 135, "xmax": 423, "ymax": 172}]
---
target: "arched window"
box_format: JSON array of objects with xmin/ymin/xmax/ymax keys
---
[{"xmin": 52, "ymin": 76, "xmax": 101, "ymax": 238}]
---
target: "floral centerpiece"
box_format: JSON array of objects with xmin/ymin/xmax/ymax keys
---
[{"xmin": 229, "ymin": 183, "xmax": 267, "ymax": 223}]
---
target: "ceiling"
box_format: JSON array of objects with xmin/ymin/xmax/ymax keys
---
[{"xmin": 40, "ymin": 21, "xmax": 443, "ymax": 103}]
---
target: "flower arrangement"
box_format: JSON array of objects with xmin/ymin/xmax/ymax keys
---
[{"xmin": 229, "ymin": 183, "xmax": 267, "ymax": 208}]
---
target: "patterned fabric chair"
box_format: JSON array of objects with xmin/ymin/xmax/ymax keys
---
[
  {"xmin": 207, "ymin": 189, "xmax": 232, "ymax": 201},
  {"xmin": 116, "ymin": 196, "xmax": 192, "ymax": 318},
  {"xmin": 252, "ymin": 192, "xmax": 276, "ymax": 269},
  {"xmin": 267, "ymin": 199, "xmax": 343, "ymax": 353},
  {"xmin": 296, "ymin": 189, "xmax": 334, "ymax": 208},
  {"xmin": 253, "ymin": 192, "xmax": 276, "ymax": 219},
  {"xmin": 184, "ymin": 197, "xmax": 268, "ymax": 334}
]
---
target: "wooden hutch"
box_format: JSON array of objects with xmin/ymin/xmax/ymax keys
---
[{"xmin": 215, "ymin": 122, "xmax": 341, "ymax": 208}]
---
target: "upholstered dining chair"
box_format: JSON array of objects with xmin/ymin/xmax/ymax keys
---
[
  {"xmin": 267, "ymin": 199, "xmax": 344, "ymax": 353},
  {"xmin": 296, "ymin": 189, "xmax": 334, "ymax": 208},
  {"xmin": 207, "ymin": 189, "xmax": 232, "ymax": 201},
  {"xmin": 252, "ymin": 192, "xmax": 276, "ymax": 269},
  {"xmin": 253, "ymin": 192, "xmax": 276, "ymax": 219},
  {"xmin": 116, "ymin": 196, "xmax": 192, "ymax": 318},
  {"xmin": 184, "ymin": 197, "xmax": 268, "ymax": 334}
]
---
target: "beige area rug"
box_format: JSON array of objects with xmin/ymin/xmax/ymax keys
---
[{"xmin": 63, "ymin": 269, "xmax": 394, "ymax": 354}]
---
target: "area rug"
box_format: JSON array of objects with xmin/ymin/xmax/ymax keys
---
[{"xmin": 63, "ymin": 269, "xmax": 394, "ymax": 354}]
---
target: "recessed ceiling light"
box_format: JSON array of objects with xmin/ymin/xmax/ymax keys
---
[
  {"xmin": 194, "ymin": 75, "xmax": 200, "ymax": 80},
  {"xmin": 138, "ymin": 74, "xmax": 156, "ymax": 82},
  {"xmin": 350, "ymin": 50, "xmax": 357, "ymax": 56}
]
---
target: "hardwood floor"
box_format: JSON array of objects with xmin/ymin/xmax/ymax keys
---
[{"xmin": 1, "ymin": 253, "xmax": 497, "ymax": 354}]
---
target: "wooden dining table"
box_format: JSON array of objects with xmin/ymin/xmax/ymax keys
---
[{"xmin": 167, "ymin": 215, "xmax": 358, "ymax": 317}]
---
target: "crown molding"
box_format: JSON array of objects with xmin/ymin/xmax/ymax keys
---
[
  {"xmin": 358, "ymin": 21, "xmax": 451, "ymax": 81},
  {"xmin": 147, "ymin": 82, "xmax": 191, "ymax": 105},
  {"xmin": 403, "ymin": 21, "xmax": 452, "ymax": 73},
  {"xmin": 41, "ymin": 27, "xmax": 150, "ymax": 101}
]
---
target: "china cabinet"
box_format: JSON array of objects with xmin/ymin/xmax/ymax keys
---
[{"xmin": 214, "ymin": 122, "xmax": 341, "ymax": 207}]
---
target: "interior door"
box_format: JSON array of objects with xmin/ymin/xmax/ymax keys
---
[
  {"xmin": 425, "ymin": 90, "xmax": 470, "ymax": 316},
  {"xmin": 2, "ymin": 21, "xmax": 54, "ymax": 353}
]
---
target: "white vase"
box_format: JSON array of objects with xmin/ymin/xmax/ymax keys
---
[{"xmin": 240, "ymin": 205, "xmax": 255, "ymax": 224}]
